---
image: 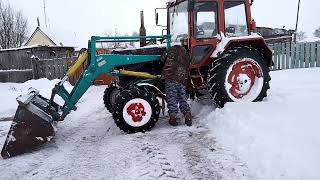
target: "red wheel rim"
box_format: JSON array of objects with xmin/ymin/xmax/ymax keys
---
[
  {"xmin": 123, "ymin": 98, "xmax": 152, "ymax": 127},
  {"xmin": 126, "ymin": 103, "xmax": 146, "ymax": 123},
  {"xmin": 226, "ymin": 58, "xmax": 263, "ymax": 101}
]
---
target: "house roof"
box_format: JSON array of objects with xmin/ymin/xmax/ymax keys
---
[
  {"xmin": 25, "ymin": 26, "xmax": 57, "ymax": 46},
  {"xmin": 25, "ymin": 26, "xmax": 84, "ymax": 49}
]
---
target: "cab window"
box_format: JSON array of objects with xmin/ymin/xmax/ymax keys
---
[
  {"xmin": 224, "ymin": 1, "xmax": 248, "ymax": 37},
  {"xmin": 194, "ymin": 2, "xmax": 218, "ymax": 39}
]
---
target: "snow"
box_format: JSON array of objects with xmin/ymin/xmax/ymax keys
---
[
  {"xmin": 205, "ymin": 68, "xmax": 320, "ymax": 180},
  {"xmin": 167, "ymin": 0, "xmax": 176, "ymax": 3},
  {"xmin": 0, "ymin": 78, "xmax": 72, "ymax": 119},
  {"xmin": 211, "ymin": 32, "xmax": 262, "ymax": 58},
  {"xmin": 0, "ymin": 45, "xmax": 40, "ymax": 52},
  {"xmin": 0, "ymin": 79, "xmax": 247, "ymax": 179},
  {"xmin": 35, "ymin": 137, "xmax": 44, "ymax": 141},
  {"xmin": 0, "ymin": 68, "xmax": 319, "ymax": 179},
  {"xmin": 299, "ymin": 36, "xmax": 320, "ymax": 42},
  {"xmin": 0, "ymin": 69, "xmax": 32, "ymax": 72}
]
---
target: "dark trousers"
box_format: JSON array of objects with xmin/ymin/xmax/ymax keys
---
[{"xmin": 165, "ymin": 80, "xmax": 191, "ymax": 116}]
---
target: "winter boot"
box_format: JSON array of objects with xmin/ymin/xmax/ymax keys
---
[
  {"xmin": 169, "ymin": 114, "xmax": 178, "ymax": 126},
  {"xmin": 184, "ymin": 111, "xmax": 192, "ymax": 126}
]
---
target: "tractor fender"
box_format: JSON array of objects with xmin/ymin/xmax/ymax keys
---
[
  {"xmin": 135, "ymin": 83, "xmax": 165, "ymax": 98},
  {"xmin": 211, "ymin": 33, "xmax": 273, "ymax": 67}
]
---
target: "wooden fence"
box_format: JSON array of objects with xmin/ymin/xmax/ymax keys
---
[
  {"xmin": 1, "ymin": 43, "xmax": 320, "ymax": 83},
  {"xmin": 31, "ymin": 57, "xmax": 116, "ymax": 85},
  {"xmin": 269, "ymin": 42, "xmax": 320, "ymax": 70},
  {"xmin": 31, "ymin": 56, "xmax": 85, "ymax": 85},
  {"xmin": 31, "ymin": 57, "xmax": 75, "ymax": 80},
  {"xmin": 0, "ymin": 46, "xmax": 75, "ymax": 83}
]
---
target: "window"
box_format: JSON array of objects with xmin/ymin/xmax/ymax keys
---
[
  {"xmin": 194, "ymin": 2, "xmax": 218, "ymax": 39},
  {"xmin": 224, "ymin": 2, "xmax": 248, "ymax": 37},
  {"xmin": 169, "ymin": 1, "xmax": 188, "ymax": 43}
]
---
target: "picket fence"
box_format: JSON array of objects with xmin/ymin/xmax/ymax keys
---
[{"xmin": 269, "ymin": 42, "xmax": 320, "ymax": 70}]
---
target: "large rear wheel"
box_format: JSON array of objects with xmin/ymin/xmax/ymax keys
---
[
  {"xmin": 208, "ymin": 47, "xmax": 271, "ymax": 107},
  {"xmin": 112, "ymin": 88, "xmax": 160, "ymax": 133}
]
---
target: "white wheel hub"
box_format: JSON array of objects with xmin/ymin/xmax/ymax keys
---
[
  {"xmin": 122, "ymin": 98, "xmax": 152, "ymax": 127},
  {"xmin": 225, "ymin": 58, "xmax": 264, "ymax": 102},
  {"xmin": 236, "ymin": 73, "xmax": 252, "ymax": 93}
]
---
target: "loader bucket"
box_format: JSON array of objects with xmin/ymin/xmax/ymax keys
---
[{"xmin": 1, "ymin": 89, "xmax": 58, "ymax": 159}]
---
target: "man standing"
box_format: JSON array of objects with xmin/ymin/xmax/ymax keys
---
[{"xmin": 161, "ymin": 45, "xmax": 192, "ymax": 126}]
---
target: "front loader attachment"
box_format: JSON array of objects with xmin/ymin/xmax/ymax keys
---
[
  {"xmin": 0, "ymin": 35, "xmax": 169, "ymax": 159},
  {"xmin": 1, "ymin": 89, "xmax": 60, "ymax": 159}
]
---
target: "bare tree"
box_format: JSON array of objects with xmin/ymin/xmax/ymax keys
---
[
  {"xmin": 101, "ymin": 29, "xmax": 137, "ymax": 49},
  {"xmin": 0, "ymin": 1, "xmax": 29, "ymax": 49},
  {"xmin": 102, "ymin": 29, "xmax": 122, "ymax": 49},
  {"xmin": 296, "ymin": 31, "xmax": 307, "ymax": 41},
  {"xmin": 314, "ymin": 27, "xmax": 320, "ymax": 38},
  {"xmin": 129, "ymin": 31, "xmax": 139, "ymax": 47}
]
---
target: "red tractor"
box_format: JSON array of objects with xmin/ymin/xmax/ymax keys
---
[
  {"xmin": 1, "ymin": 0, "xmax": 273, "ymax": 158},
  {"xmin": 110, "ymin": 0, "xmax": 272, "ymax": 108}
]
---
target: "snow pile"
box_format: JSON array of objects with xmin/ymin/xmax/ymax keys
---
[
  {"xmin": 0, "ymin": 78, "xmax": 72, "ymax": 118},
  {"xmin": 204, "ymin": 68, "xmax": 320, "ymax": 180}
]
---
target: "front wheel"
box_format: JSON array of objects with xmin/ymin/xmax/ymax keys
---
[
  {"xmin": 207, "ymin": 47, "xmax": 271, "ymax": 107},
  {"xmin": 112, "ymin": 88, "xmax": 160, "ymax": 133},
  {"xmin": 103, "ymin": 83, "xmax": 121, "ymax": 113}
]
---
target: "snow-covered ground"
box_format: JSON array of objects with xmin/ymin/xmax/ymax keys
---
[
  {"xmin": 205, "ymin": 68, "xmax": 320, "ymax": 180},
  {"xmin": 0, "ymin": 68, "xmax": 320, "ymax": 179}
]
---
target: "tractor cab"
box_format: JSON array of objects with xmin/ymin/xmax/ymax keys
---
[
  {"xmin": 159, "ymin": 0, "xmax": 255, "ymax": 65},
  {"xmin": 156, "ymin": 0, "xmax": 272, "ymax": 105}
]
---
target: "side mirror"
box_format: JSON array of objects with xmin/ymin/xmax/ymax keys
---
[
  {"xmin": 156, "ymin": 12, "xmax": 159, "ymax": 25},
  {"xmin": 155, "ymin": 8, "xmax": 167, "ymax": 27}
]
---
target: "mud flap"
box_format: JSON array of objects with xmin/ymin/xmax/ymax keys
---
[{"xmin": 1, "ymin": 89, "xmax": 58, "ymax": 159}]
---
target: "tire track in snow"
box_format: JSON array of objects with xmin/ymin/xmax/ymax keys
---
[
  {"xmin": 0, "ymin": 86, "xmax": 249, "ymax": 179},
  {"xmin": 127, "ymin": 133, "xmax": 182, "ymax": 179}
]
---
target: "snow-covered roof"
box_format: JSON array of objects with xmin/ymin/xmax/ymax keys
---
[
  {"xmin": 0, "ymin": 45, "xmax": 40, "ymax": 52},
  {"xmin": 0, "ymin": 45, "xmax": 74, "ymax": 52}
]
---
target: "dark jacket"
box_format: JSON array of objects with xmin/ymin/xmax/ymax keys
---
[{"xmin": 161, "ymin": 46, "xmax": 190, "ymax": 85}]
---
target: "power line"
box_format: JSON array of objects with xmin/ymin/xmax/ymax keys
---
[{"xmin": 43, "ymin": 0, "xmax": 47, "ymax": 28}]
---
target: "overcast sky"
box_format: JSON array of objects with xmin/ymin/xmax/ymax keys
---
[{"xmin": 4, "ymin": 0, "xmax": 319, "ymax": 48}]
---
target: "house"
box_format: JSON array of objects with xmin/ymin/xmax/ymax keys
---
[
  {"xmin": 25, "ymin": 26, "xmax": 83, "ymax": 49},
  {"xmin": 25, "ymin": 26, "xmax": 57, "ymax": 46}
]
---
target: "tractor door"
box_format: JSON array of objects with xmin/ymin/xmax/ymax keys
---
[{"xmin": 189, "ymin": 1, "xmax": 219, "ymax": 90}]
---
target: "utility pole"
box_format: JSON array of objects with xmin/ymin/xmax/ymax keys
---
[
  {"xmin": 43, "ymin": 0, "xmax": 48, "ymax": 28},
  {"xmin": 293, "ymin": 0, "xmax": 301, "ymax": 43}
]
